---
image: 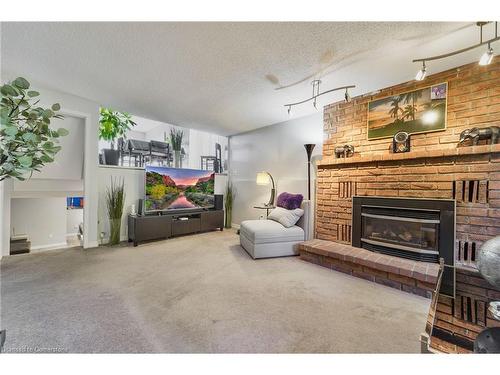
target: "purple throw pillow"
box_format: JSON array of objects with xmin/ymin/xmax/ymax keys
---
[{"xmin": 276, "ymin": 192, "xmax": 304, "ymax": 210}]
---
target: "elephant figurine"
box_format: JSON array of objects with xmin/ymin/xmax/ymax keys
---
[
  {"xmin": 459, "ymin": 126, "xmax": 499, "ymax": 146},
  {"xmin": 334, "ymin": 145, "xmax": 355, "ymax": 158}
]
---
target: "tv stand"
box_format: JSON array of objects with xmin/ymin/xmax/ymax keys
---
[{"xmin": 128, "ymin": 209, "xmax": 224, "ymax": 246}]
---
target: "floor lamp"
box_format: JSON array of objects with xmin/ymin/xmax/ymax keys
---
[{"xmin": 304, "ymin": 144, "xmax": 315, "ymax": 201}]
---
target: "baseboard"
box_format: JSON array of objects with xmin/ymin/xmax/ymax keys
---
[
  {"xmin": 31, "ymin": 242, "xmax": 68, "ymax": 252},
  {"xmin": 231, "ymin": 223, "xmax": 240, "ymax": 229}
]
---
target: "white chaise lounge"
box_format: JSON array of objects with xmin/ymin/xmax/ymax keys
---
[{"xmin": 239, "ymin": 200, "xmax": 310, "ymax": 259}]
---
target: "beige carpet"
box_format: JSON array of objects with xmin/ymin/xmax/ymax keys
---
[{"xmin": 1, "ymin": 229, "xmax": 430, "ymax": 353}]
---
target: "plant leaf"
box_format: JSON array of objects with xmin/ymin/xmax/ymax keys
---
[
  {"xmin": 57, "ymin": 128, "xmax": 69, "ymax": 136},
  {"xmin": 0, "ymin": 84, "xmax": 18, "ymax": 97},
  {"xmin": 13, "ymin": 77, "xmax": 30, "ymax": 90},
  {"xmin": 3, "ymin": 126, "xmax": 18, "ymax": 137},
  {"xmin": 42, "ymin": 109, "xmax": 54, "ymax": 118},
  {"xmin": 18, "ymin": 155, "xmax": 33, "ymax": 167},
  {"xmin": 51, "ymin": 103, "xmax": 61, "ymax": 111},
  {"xmin": 27, "ymin": 91, "xmax": 40, "ymax": 97},
  {"xmin": 40, "ymin": 154, "xmax": 53, "ymax": 163}
]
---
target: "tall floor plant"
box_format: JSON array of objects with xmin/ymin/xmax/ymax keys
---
[
  {"xmin": 106, "ymin": 177, "xmax": 125, "ymax": 245},
  {"xmin": 224, "ymin": 183, "xmax": 235, "ymax": 229}
]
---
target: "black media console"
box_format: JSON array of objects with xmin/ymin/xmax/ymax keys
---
[{"xmin": 128, "ymin": 209, "xmax": 224, "ymax": 246}]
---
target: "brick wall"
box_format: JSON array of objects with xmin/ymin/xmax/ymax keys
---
[
  {"xmin": 323, "ymin": 60, "xmax": 500, "ymax": 157},
  {"xmin": 316, "ymin": 60, "xmax": 500, "ymax": 353}
]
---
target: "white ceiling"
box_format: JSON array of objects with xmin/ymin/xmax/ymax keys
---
[{"xmin": 1, "ymin": 22, "xmax": 494, "ymax": 136}]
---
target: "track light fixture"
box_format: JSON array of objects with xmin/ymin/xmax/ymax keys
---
[
  {"xmin": 287, "ymin": 105, "xmax": 292, "ymax": 117},
  {"xmin": 412, "ymin": 21, "xmax": 498, "ymax": 80},
  {"xmin": 415, "ymin": 61, "xmax": 427, "ymax": 81},
  {"xmin": 344, "ymin": 88, "xmax": 351, "ymax": 102},
  {"xmin": 479, "ymin": 44, "xmax": 494, "ymax": 65},
  {"xmin": 284, "ymin": 80, "xmax": 355, "ymax": 114}
]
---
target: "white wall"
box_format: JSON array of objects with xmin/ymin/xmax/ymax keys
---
[
  {"xmin": 11, "ymin": 197, "xmax": 68, "ymax": 251},
  {"xmin": 1, "ymin": 72, "xmax": 100, "ymax": 255},
  {"xmin": 32, "ymin": 115, "xmax": 84, "ymax": 181},
  {"xmin": 229, "ymin": 113, "xmax": 323, "ymax": 228},
  {"xmin": 189, "ymin": 129, "xmax": 228, "ymax": 171},
  {"xmin": 67, "ymin": 209, "xmax": 83, "ymax": 235}
]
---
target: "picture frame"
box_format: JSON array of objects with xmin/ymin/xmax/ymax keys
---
[{"xmin": 367, "ymin": 82, "xmax": 448, "ymax": 140}]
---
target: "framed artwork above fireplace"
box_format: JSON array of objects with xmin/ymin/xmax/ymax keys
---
[{"xmin": 367, "ymin": 82, "xmax": 448, "ymax": 140}]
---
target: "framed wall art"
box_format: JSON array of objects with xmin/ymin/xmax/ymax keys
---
[{"xmin": 367, "ymin": 82, "xmax": 447, "ymax": 140}]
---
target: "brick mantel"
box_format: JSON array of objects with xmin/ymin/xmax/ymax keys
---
[
  {"xmin": 317, "ymin": 144, "xmax": 500, "ymax": 168},
  {"xmin": 310, "ymin": 59, "xmax": 500, "ymax": 353}
]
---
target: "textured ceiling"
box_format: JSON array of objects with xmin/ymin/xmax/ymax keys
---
[{"xmin": 0, "ymin": 22, "xmax": 491, "ymax": 135}]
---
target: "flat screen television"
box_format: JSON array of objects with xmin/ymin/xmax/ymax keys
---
[{"xmin": 145, "ymin": 166, "xmax": 215, "ymax": 212}]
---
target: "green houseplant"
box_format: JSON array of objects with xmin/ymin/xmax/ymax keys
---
[
  {"xmin": 1, "ymin": 77, "xmax": 67, "ymax": 182},
  {"xmin": 105, "ymin": 177, "xmax": 126, "ymax": 246},
  {"xmin": 169, "ymin": 128, "xmax": 184, "ymax": 168},
  {"xmin": 224, "ymin": 182, "xmax": 235, "ymax": 229},
  {"xmin": 99, "ymin": 107, "xmax": 136, "ymax": 165}
]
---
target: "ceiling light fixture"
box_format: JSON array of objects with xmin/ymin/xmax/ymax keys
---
[
  {"xmin": 284, "ymin": 79, "xmax": 355, "ymax": 114},
  {"xmin": 479, "ymin": 43, "xmax": 494, "ymax": 65},
  {"xmin": 415, "ymin": 61, "xmax": 427, "ymax": 81},
  {"xmin": 412, "ymin": 21, "xmax": 499, "ymax": 80},
  {"xmin": 344, "ymin": 88, "xmax": 351, "ymax": 103}
]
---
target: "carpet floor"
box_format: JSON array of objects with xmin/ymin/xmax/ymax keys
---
[{"xmin": 1, "ymin": 229, "xmax": 430, "ymax": 353}]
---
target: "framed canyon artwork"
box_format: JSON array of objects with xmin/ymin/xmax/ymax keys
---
[{"xmin": 367, "ymin": 82, "xmax": 447, "ymax": 140}]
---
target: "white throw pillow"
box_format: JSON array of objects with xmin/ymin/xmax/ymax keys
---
[{"xmin": 268, "ymin": 207, "xmax": 304, "ymax": 228}]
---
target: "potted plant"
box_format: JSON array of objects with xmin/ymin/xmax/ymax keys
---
[
  {"xmin": 99, "ymin": 107, "xmax": 136, "ymax": 165},
  {"xmin": 224, "ymin": 183, "xmax": 235, "ymax": 229},
  {"xmin": 1, "ymin": 77, "xmax": 67, "ymax": 182},
  {"xmin": 105, "ymin": 177, "xmax": 125, "ymax": 246},
  {"xmin": 169, "ymin": 128, "xmax": 184, "ymax": 168}
]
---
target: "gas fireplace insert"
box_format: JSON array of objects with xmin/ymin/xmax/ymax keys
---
[{"xmin": 352, "ymin": 196, "xmax": 455, "ymax": 297}]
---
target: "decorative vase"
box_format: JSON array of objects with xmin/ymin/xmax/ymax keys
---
[
  {"xmin": 224, "ymin": 209, "xmax": 232, "ymax": 229},
  {"xmin": 109, "ymin": 218, "xmax": 121, "ymax": 245},
  {"xmin": 174, "ymin": 150, "xmax": 181, "ymax": 168}
]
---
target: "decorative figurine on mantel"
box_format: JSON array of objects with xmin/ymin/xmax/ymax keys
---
[
  {"xmin": 334, "ymin": 144, "xmax": 354, "ymax": 158},
  {"xmin": 459, "ymin": 126, "xmax": 499, "ymax": 146}
]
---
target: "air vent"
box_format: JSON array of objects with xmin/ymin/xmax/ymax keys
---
[
  {"xmin": 454, "ymin": 294, "xmax": 487, "ymax": 326},
  {"xmin": 339, "ymin": 181, "xmax": 357, "ymax": 198},
  {"xmin": 337, "ymin": 223, "xmax": 351, "ymax": 243},
  {"xmin": 456, "ymin": 240, "xmax": 478, "ymax": 267},
  {"xmin": 452, "ymin": 180, "xmax": 489, "ymax": 204},
  {"xmin": 362, "ymin": 206, "xmax": 439, "ymax": 220}
]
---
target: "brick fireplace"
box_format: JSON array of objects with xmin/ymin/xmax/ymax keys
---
[
  {"xmin": 301, "ymin": 59, "xmax": 500, "ymax": 353},
  {"xmin": 351, "ymin": 196, "xmax": 455, "ymax": 296}
]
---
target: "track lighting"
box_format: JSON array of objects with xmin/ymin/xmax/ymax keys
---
[
  {"xmin": 284, "ymin": 81, "xmax": 356, "ymax": 114},
  {"xmin": 415, "ymin": 61, "xmax": 427, "ymax": 81},
  {"xmin": 479, "ymin": 44, "xmax": 494, "ymax": 65},
  {"xmin": 287, "ymin": 105, "xmax": 292, "ymax": 117},
  {"xmin": 412, "ymin": 22, "xmax": 499, "ymax": 76}
]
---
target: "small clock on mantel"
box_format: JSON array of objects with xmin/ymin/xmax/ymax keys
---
[{"xmin": 392, "ymin": 131, "xmax": 411, "ymax": 153}]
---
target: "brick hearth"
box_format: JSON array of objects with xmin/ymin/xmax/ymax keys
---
[
  {"xmin": 299, "ymin": 239, "xmax": 441, "ymax": 298},
  {"xmin": 306, "ymin": 59, "xmax": 500, "ymax": 353}
]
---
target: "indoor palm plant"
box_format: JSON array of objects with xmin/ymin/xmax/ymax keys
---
[
  {"xmin": 99, "ymin": 107, "xmax": 136, "ymax": 165},
  {"xmin": 169, "ymin": 128, "xmax": 184, "ymax": 168},
  {"xmin": 224, "ymin": 182, "xmax": 235, "ymax": 229},
  {"xmin": 1, "ymin": 77, "xmax": 67, "ymax": 181},
  {"xmin": 105, "ymin": 177, "xmax": 126, "ymax": 246}
]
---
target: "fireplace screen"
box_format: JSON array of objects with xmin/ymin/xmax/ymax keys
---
[{"xmin": 361, "ymin": 213, "xmax": 439, "ymax": 254}]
